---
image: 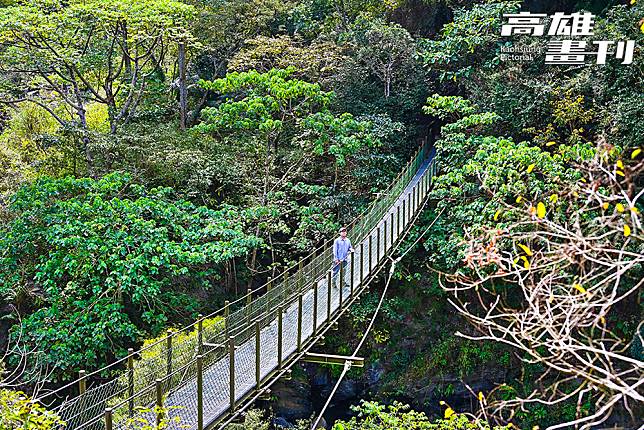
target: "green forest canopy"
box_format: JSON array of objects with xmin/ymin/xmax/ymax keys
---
[{"xmin": 0, "ymin": 0, "xmax": 641, "ymax": 429}]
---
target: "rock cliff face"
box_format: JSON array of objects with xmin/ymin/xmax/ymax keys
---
[
  {"xmin": 271, "ymin": 374, "xmax": 314, "ymax": 423},
  {"xmin": 267, "ymin": 360, "xmax": 511, "ymax": 428}
]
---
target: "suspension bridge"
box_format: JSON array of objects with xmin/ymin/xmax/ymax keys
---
[{"xmin": 35, "ymin": 140, "xmax": 438, "ymax": 430}]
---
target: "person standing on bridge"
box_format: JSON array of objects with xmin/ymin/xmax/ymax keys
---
[{"xmin": 333, "ymin": 226, "xmax": 354, "ymax": 288}]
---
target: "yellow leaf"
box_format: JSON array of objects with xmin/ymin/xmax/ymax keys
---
[
  {"xmin": 521, "ymin": 255, "xmax": 530, "ymax": 269},
  {"xmin": 573, "ymin": 191, "xmax": 579, "ymax": 198},
  {"xmin": 624, "ymin": 224, "xmax": 631, "ymax": 237},
  {"xmin": 513, "ymin": 257, "xmax": 520, "ymax": 264},
  {"xmin": 631, "ymin": 206, "xmax": 640, "ymax": 214},
  {"xmin": 478, "ymin": 392, "xmax": 484, "ymax": 402},
  {"xmin": 518, "ymin": 244, "xmax": 533, "ymax": 256},
  {"xmin": 439, "ymin": 400, "xmax": 446, "ymax": 406},
  {"xmin": 641, "ymin": 21, "xmax": 644, "ymax": 34},
  {"xmin": 616, "ymin": 170, "xmax": 625, "ymax": 177},
  {"xmin": 527, "ymin": 163, "xmax": 535, "ymax": 173},
  {"xmin": 548, "ymin": 293, "xmax": 554, "ymax": 303},
  {"xmin": 573, "ymin": 284, "xmax": 586, "ymax": 294},
  {"xmin": 533, "ymin": 426, "xmax": 540, "ymax": 430},
  {"xmin": 602, "ymin": 202, "xmax": 609, "ymax": 210},
  {"xmin": 617, "ymin": 160, "xmax": 624, "ymax": 169},
  {"xmin": 632, "ymin": 148, "xmax": 641, "ymax": 158},
  {"xmin": 600, "ymin": 316, "xmax": 606, "ymax": 325},
  {"xmin": 529, "ymin": 206, "xmax": 536, "ymax": 215},
  {"xmin": 494, "ymin": 209, "xmax": 502, "ymax": 221},
  {"xmin": 444, "ymin": 407, "xmax": 455, "ymax": 419},
  {"xmin": 537, "ymin": 202, "xmax": 546, "ymax": 219},
  {"xmin": 549, "ymin": 194, "xmax": 558, "ymax": 203},
  {"xmin": 630, "ymin": 0, "xmax": 636, "ymax": 5},
  {"xmin": 516, "ymin": 196, "xmax": 523, "ymax": 203},
  {"xmin": 616, "ymin": 203, "xmax": 625, "ymax": 213},
  {"xmin": 546, "ymin": 141, "xmax": 556, "ymax": 146}
]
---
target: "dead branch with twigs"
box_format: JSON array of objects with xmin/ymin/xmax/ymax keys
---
[
  {"xmin": 440, "ymin": 146, "xmax": 643, "ymax": 429},
  {"xmin": 1, "ymin": 306, "xmax": 56, "ymax": 399}
]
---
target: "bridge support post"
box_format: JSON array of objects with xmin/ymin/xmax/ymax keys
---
[
  {"xmin": 284, "ymin": 270, "xmax": 290, "ymax": 305},
  {"xmin": 313, "ymin": 282, "xmax": 318, "ymax": 336},
  {"xmin": 339, "ymin": 263, "xmax": 344, "ymax": 311},
  {"xmin": 377, "ymin": 225, "xmax": 381, "ymax": 263},
  {"xmin": 297, "ymin": 293, "xmax": 303, "ymax": 352},
  {"xmin": 360, "ymin": 242, "xmax": 364, "ymax": 284},
  {"xmin": 413, "ymin": 185, "xmax": 416, "ymax": 212},
  {"xmin": 277, "ymin": 306, "xmax": 283, "ymax": 369},
  {"xmin": 266, "ymin": 280, "xmax": 271, "ymax": 320},
  {"xmin": 166, "ymin": 329, "xmax": 172, "ymax": 379},
  {"xmin": 420, "ymin": 177, "xmax": 423, "ymax": 201},
  {"xmin": 420, "ymin": 173, "xmax": 424, "ymax": 199},
  {"xmin": 298, "ymin": 258, "xmax": 303, "ymax": 293},
  {"xmin": 78, "ymin": 369, "xmax": 87, "ymax": 421},
  {"xmin": 407, "ymin": 192, "xmax": 411, "ymax": 222},
  {"xmin": 104, "ymin": 408, "xmax": 113, "ymax": 430},
  {"xmin": 197, "ymin": 315, "xmax": 203, "ymax": 355},
  {"xmin": 425, "ymin": 171, "xmax": 428, "ymax": 195},
  {"xmin": 397, "ymin": 204, "xmax": 400, "ymax": 238},
  {"xmin": 127, "ymin": 348, "xmax": 134, "ymax": 417},
  {"xmin": 197, "ymin": 354, "xmax": 203, "ymax": 430},
  {"xmin": 229, "ymin": 336, "xmax": 236, "ymax": 412},
  {"xmin": 402, "ymin": 199, "xmax": 406, "ymax": 229},
  {"xmin": 368, "ymin": 234, "xmax": 373, "ymax": 273},
  {"xmin": 255, "ymin": 321, "xmax": 261, "ymax": 388},
  {"xmin": 423, "ymin": 173, "xmax": 427, "ymax": 198},
  {"xmin": 78, "ymin": 369, "xmax": 86, "ymax": 395},
  {"xmin": 224, "ymin": 300, "xmax": 230, "ymax": 338},
  {"xmin": 350, "ymin": 254, "xmax": 354, "ymax": 296},
  {"xmin": 246, "ymin": 288, "xmax": 252, "ymax": 326},
  {"xmin": 384, "ymin": 219, "xmax": 388, "ymax": 254},
  {"xmin": 312, "ymin": 247, "xmax": 320, "ymax": 280},
  {"xmin": 390, "ymin": 212, "xmax": 394, "ymax": 251},
  {"xmin": 326, "ymin": 270, "xmax": 331, "ymax": 320},
  {"xmin": 155, "ymin": 378, "xmax": 163, "ymax": 426}
]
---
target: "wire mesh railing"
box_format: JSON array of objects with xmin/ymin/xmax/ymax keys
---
[{"xmin": 36, "ymin": 138, "xmax": 437, "ymax": 430}]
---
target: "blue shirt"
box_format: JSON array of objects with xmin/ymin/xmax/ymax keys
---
[{"xmin": 333, "ymin": 236, "xmax": 353, "ymax": 261}]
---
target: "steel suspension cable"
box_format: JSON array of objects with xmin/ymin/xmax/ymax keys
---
[{"xmin": 310, "ymin": 192, "xmax": 444, "ymax": 430}]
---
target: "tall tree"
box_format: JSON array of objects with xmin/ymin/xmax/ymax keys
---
[
  {"xmin": 195, "ymin": 68, "xmax": 376, "ymax": 284},
  {"xmin": 0, "ymin": 0, "xmax": 196, "ymax": 170}
]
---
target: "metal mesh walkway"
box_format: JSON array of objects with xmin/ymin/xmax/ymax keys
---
[{"xmin": 38, "ymin": 142, "xmax": 438, "ymax": 430}]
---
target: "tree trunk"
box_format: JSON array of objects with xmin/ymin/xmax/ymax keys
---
[
  {"xmin": 188, "ymin": 90, "xmax": 209, "ymax": 126},
  {"xmin": 384, "ymin": 62, "xmax": 393, "ymax": 99},
  {"xmin": 178, "ymin": 43, "xmax": 188, "ymax": 131},
  {"xmin": 122, "ymin": 21, "xmax": 131, "ymax": 78},
  {"xmin": 246, "ymin": 139, "xmax": 272, "ymax": 290},
  {"xmin": 70, "ymin": 71, "xmax": 94, "ymax": 176}
]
